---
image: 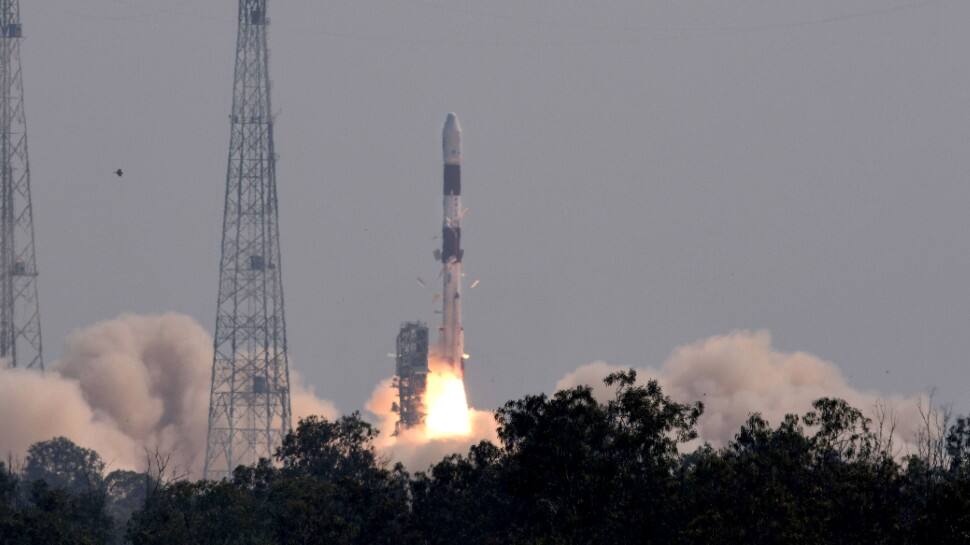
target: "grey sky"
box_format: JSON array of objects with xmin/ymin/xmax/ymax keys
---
[{"xmin": 22, "ymin": 0, "xmax": 970, "ymax": 413}]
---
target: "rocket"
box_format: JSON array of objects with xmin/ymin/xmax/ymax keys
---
[{"xmin": 439, "ymin": 113, "xmax": 465, "ymax": 373}]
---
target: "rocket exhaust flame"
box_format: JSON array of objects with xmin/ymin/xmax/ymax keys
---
[
  {"xmin": 370, "ymin": 350, "xmax": 496, "ymax": 469},
  {"xmin": 424, "ymin": 357, "xmax": 472, "ymax": 439}
]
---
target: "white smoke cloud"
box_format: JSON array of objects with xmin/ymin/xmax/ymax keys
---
[
  {"xmin": 0, "ymin": 367, "xmax": 136, "ymax": 468},
  {"xmin": 0, "ymin": 313, "xmax": 337, "ymax": 478},
  {"xmin": 365, "ymin": 374, "xmax": 498, "ymax": 471},
  {"xmin": 3, "ymin": 320, "xmax": 935, "ymax": 477},
  {"xmin": 292, "ymin": 371, "xmax": 340, "ymax": 425},
  {"xmin": 557, "ymin": 330, "xmax": 927, "ymax": 451}
]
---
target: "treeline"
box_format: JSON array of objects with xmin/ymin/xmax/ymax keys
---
[{"xmin": 3, "ymin": 370, "xmax": 970, "ymax": 544}]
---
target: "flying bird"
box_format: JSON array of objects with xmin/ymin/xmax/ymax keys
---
[{"xmin": 114, "ymin": 169, "xmax": 124, "ymax": 178}]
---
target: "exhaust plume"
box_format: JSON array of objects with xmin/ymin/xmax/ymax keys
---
[
  {"xmin": 557, "ymin": 330, "xmax": 928, "ymax": 451},
  {"xmin": 0, "ymin": 313, "xmax": 336, "ymax": 478},
  {"xmin": 366, "ymin": 359, "xmax": 497, "ymax": 470}
]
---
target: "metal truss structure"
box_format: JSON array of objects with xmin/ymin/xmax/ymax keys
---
[
  {"xmin": 393, "ymin": 322, "xmax": 429, "ymax": 433},
  {"xmin": 0, "ymin": 0, "xmax": 42, "ymax": 371},
  {"xmin": 204, "ymin": 0, "xmax": 291, "ymax": 480}
]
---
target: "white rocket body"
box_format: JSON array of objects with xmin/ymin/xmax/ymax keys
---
[{"xmin": 440, "ymin": 113, "xmax": 464, "ymax": 373}]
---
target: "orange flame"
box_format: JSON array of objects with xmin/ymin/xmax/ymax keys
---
[{"xmin": 423, "ymin": 359, "xmax": 472, "ymax": 439}]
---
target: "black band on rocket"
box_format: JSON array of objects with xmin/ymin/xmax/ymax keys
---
[
  {"xmin": 442, "ymin": 227, "xmax": 461, "ymax": 263},
  {"xmin": 444, "ymin": 165, "xmax": 461, "ymax": 196}
]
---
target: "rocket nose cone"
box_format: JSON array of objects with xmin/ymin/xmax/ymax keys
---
[
  {"xmin": 443, "ymin": 113, "xmax": 462, "ymax": 165},
  {"xmin": 444, "ymin": 112, "xmax": 461, "ymax": 133}
]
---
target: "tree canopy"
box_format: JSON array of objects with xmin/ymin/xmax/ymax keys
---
[{"xmin": 4, "ymin": 371, "xmax": 970, "ymax": 545}]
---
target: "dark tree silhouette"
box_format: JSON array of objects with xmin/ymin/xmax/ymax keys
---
[
  {"xmin": 23, "ymin": 437, "xmax": 105, "ymax": 494},
  {"xmin": 7, "ymin": 371, "xmax": 970, "ymax": 545}
]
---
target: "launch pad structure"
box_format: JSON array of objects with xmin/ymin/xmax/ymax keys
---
[
  {"xmin": 0, "ymin": 0, "xmax": 43, "ymax": 371},
  {"xmin": 392, "ymin": 322, "xmax": 430, "ymax": 434}
]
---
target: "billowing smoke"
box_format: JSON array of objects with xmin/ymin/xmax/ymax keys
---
[
  {"xmin": 0, "ymin": 367, "xmax": 136, "ymax": 468},
  {"xmin": 372, "ymin": 329, "xmax": 935, "ymax": 468},
  {"xmin": 2, "ymin": 321, "xmax": 935, "ymax": 477},
  {"xmin": 365, "ymin": 370, "xmax": 498, "ymax": 471},
  {"xmin": 0, "ymin": 313, "xmax": 337, "ymax": 478},
  {"xmin": 557, "ymin": 330, "xmax": 928, "ymax": 451}
]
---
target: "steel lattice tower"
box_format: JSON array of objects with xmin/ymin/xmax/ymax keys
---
[
  {"xmin": 204, "ymin": 0, "xmax": 291, "ymax": 480},
  {"xmin": 392, "ymin": 322, "xmax": 429, "ymax": 434},
  {"xmin": 0, "ymin": 1, "xmax": 42, "ymax": 371}
]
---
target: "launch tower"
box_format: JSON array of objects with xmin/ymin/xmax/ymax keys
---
[
  {"xmin": 204, "ymin": 0, "xmax": 291, "ymax": 480},
  {"xmin": 0, "ymin": 1, "xmax": 42, "ymax": 371},
  {"xmin": 393, "ymin": 322, "xmax": 429, "ymax": 433}
]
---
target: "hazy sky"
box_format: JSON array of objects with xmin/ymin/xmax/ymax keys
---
[{"xmin": 20, "ymin": 0, "xmax": 970, "ymax": 413}]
